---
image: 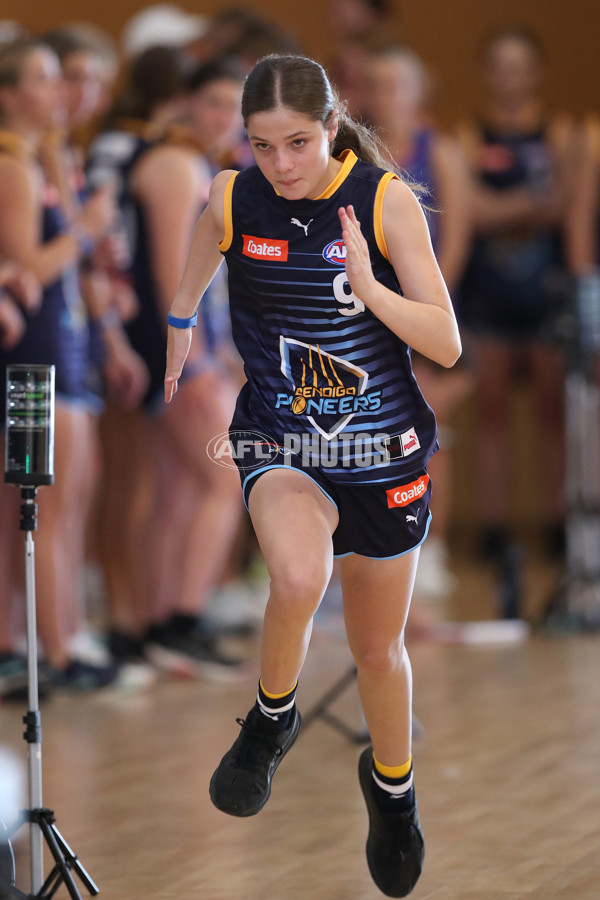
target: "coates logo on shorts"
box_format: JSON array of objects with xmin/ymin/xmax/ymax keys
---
[
  {"xmin": 386, "ymin": 474, "xmax": 430, "ymax": 509},
  {"xmin": 206, "ymin": 430, "xmax": 281, "ymax": 469},
  {"xmin": 242, "ymin": 234, "xmax": 288, "ymax": 261},
  {"xmin": 322, "ymin": 239, "xmax": 347, "ymax": 265}
]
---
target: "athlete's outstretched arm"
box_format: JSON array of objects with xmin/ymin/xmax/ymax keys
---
[
  {"xmin": 164, "ymin": 170, "xmax": 233, "ymax": 403},
  {"xmin": 339, "ymin": 178, "xmax": 461, "ymax": 367}
]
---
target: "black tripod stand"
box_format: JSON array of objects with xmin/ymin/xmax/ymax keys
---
[
  {"xmin": 302, "ymin": 665, "xmax": 369, "ymax": 743},
  {"xmin": 3, "ymin": 488, "xmax": 99, "ymax": 900},
  {"xmin": 3, "ymin": 364, "xmax": 99, "ymax": 899}
]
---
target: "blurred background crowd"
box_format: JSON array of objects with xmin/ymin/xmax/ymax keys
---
[{"xmin": 1, "ymin": 0, "xmax": 599, "ymax": 697}]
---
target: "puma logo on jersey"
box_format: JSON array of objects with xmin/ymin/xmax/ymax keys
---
[
  {"xmin": 406, "ymin": 510, "xmax": 420, "ymax": 524},
  {"xmin": 291, "ymin": 217, "xmax": 313, "ymax": 236},
  {"xmin": 401, "ymin": 426, "xmax": 420, "ymax": 456}
]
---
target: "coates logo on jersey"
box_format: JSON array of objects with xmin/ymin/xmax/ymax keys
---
[
  {"xmin": 242, "ymin": 234, "xmax": 288, "ymax": 261},
  {"xmin": 385, "ymin": 474, "xmax": 430, "ymax": 509},
  {"xmin": 322, "ymin": 239, "xmax": 347, "ymax": 265}
]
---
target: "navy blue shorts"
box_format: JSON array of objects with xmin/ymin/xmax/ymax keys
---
[{"xmin": 234, "ymin": 436, "xmax": 432, "ymax": 560}]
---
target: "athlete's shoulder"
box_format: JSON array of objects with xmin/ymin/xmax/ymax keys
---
[
  {"xmin": 454, "ymin": 120, "xmax": 483, "ymax": 166},
  {"xmin": 0, "ymin": 151, "xmax": 36, "ymax": 200},
  {"xmin": 231, "ymin": 164, "xmax": 268, "ymax": 193},
  {"xmin": 209, "ymin": 168, "xmax": 238, "ymax": 206},
  {"xmin": 545, "ymin": 111, "xmax": 576, "ymax": 155},
  {"xmin": 379, "ymin": 176, "xmax": 431, "ymax": 259},
  {"xmin": 132, "ymin": 141, "xmax": 201, "ymax": 200},
  {"xmin": 581, "ymin": 114, "xmax": 600, "ymax": 161},
  {"xmin": 348, "ymin": 155, "xmax": 390, "ymax": 184},
  {"xmin": 381, "ymin": 174, "xmax": 421, "ymax": 210},
  {"xmin": 208, "ymin": 168, "xmax": 239, "ymax": 237},
  {"xmin": 430, "ymin": 132, "xmax": 469, "ymax": 176}
]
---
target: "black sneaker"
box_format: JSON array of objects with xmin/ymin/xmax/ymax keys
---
[
  {"xmin": 107, "ymin": 629, "xmax": 147, "ymax": 665},
  {"xmin": 358, "ymin": 747, "xmax": 424, "ymax": 898},
  {"xmin": 209, "ymin": 706, "xmax": 301, "ymax": 817},
  {"xmin": 0, "ymin": 653, "xmax": 28, "ymax": 699},
  {"xmin": 106, "ymin": 629, "xmax": 159, "ymax": 691},
  {"xmin": 0, "ymin": 653, "xmax": 53, "ymax": 703},
  {"xmin": 46, "ymin": 658, "xmax": 119, "ymax": 692},
  {"xmin": 145, "ymin": 618, "xmax": 245, "ymax": 682}
]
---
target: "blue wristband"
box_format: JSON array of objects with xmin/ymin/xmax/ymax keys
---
[{"xmin": 167, "ymin": 311, "xmax": 198, "ymax": 329}]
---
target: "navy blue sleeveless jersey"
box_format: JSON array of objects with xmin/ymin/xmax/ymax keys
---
[
  {"xmin": 459, "ymin": 122, "xmax": 565, "ymax": 337},
  {"xmin": 88, "ymin": 123, "xmax": 221, "ymax": 408},
  {"xmin": 0, "ymin": 135, "xmax": 95, "ymax": 423},
  {"xmin": 220, "ymin": 149, "xmax": 438, "ymax": 484},
  {"xmin": 399, "ymin": 128, "xmax": 439, "ymax": 251},
  {"xmin": 87, "ymin": 124, "xmax": 167, "ymax": 408}
]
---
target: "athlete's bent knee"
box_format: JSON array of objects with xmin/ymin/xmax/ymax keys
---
[
  {"xmin": 353, "ymin": 636, "xmax": 406, "ymax": 677},
  {"xmin": 268, "ymin": 562, "xmax": 330, "ymax": 615}
]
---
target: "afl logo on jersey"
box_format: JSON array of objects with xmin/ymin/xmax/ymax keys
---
[{"xmin": 322, "ymin": 239, "xmax": 347, "ymax": 265}]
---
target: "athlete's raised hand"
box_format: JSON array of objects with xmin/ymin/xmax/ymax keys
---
[
  {"xmin": 164, "ymin": 324, "xmax": 193, "ymax": 403},
  {"xmin": 338, "ymin": 205, "xmax": 377, "ymax": 305}
]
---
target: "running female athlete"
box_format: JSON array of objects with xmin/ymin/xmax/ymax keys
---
[{"xmin": 165, "ymin": 54, "xmax": 461, "ymax": 897}]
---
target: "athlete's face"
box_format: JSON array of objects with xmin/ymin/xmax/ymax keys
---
[
  {"xmin": 247, "ymin": 105, "xmax": 339, "ymax": 201},
  {"xmin": 484, "ymin": 37, "xmax": 543, "ymax": 103},
  {"xmin": 1, "ymin": 49, "xmax": 63, "ymax": 131},
  {"xmin": 188, "ymin": 78, "xmax": 243, "ymax": 156},
  {"xmin": 367, "ymin": 55, "xmax": 425, "ymax": 131},
  {"xmin": 61, "ymin": 51, "xmax": 104, "ymax": 127}
]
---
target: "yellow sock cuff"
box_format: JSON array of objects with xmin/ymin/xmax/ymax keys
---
[
  {"xmin": 373, "ymin": 753, "xmax": 412, "ymax": 779},
  {"xmin": 259, "ymin": 679, "xmax": 297, "ymax": 700}
]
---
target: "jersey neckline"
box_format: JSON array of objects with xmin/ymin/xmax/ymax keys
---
[
  {"xmin": 272, "ymin": 148, "xmax": 358, "ymax": 201},
  {"xmin": 313, "ymin": 149, "xmax": 358, "ymax": 200},
  {"xmin": 0, "ymin": 130, "xmax": 35, "ymax": 163}
]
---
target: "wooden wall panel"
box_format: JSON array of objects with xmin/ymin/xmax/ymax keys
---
[{"xmin": 1, "ymin": 1, "xmax": 598, "ymax": 124}]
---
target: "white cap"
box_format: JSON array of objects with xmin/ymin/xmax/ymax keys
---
[
  {"xmin": 0, "ymin": 20, "xmax": 28, "ymax": 46},
  {"xmin": 121, "ymin": 4, "xmax": 208, "ymax": 57}
]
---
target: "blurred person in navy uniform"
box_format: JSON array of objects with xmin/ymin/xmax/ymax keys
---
[
  {"xmin": 456, "ymin": 25, "xmax": 574, "ymax": 560},
  {"xmin": 87, "ymin": 46, "xmax": 244, "ymax": 678},
  {"xmin": 0, "ymin": 37, "xmax": 117, "ymax": 690}
]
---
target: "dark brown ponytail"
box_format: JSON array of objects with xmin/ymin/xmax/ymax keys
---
[{"xmin": 331, "ymin": 105, "xmax": 395, "ymax": 171}]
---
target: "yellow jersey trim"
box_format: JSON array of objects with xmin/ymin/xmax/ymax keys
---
[
  {"xmin": 0, "ymin": 130, "xmax": 34, "ymax": 163},
  {"xmin": 272, "ymin": 149, "xmax": 358, "ymax": 198},
  {"xmin": 374, "ymin": 172, "xmax": 399, "ymax": 262},
  {"xmin": 313, "ymin": 149, "xmax": 358, "ymax": 200},
  {"xmin": 260, "ymin": 679, "xmax": 298, "ymax": 699},
  {"xmin": 218, "ymin": 171, "xmax": 239, "ymax": 252},
  {"xmin": 373, "ymin": 753, "xmax": 412, "ymax": 779}
]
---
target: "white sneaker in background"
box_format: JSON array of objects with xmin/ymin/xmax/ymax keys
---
[
  {"xmin": 413, "ymin": 535, "xmax": 457, "ymax": 602},
  {"xmin": 67, "ymin": 629, "xmax": 112, "ymax": 666},
  {"xmin": 208, "ymin": 579, "xmax": 269, "ymax": 630}
]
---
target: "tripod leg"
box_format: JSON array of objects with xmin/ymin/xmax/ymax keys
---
[
  {"xmin": 38, "ymin": 866, "xmax": 63, "ymax": 900},
  {"xmin": 302, "ymin": 666, "xmax": 359, "ymax": 730},
  {"xmin": 302, "ymin": 666, "xmax": 371, "ymax": 743},
  {"xmin": 36, "ymin": 817, "xmax": 83, "ymax": 900},
  {"xmin": 46, "ymin": 826, "xmax": 98, "ymax": 896}
]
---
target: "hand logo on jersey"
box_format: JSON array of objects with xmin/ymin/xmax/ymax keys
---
[{"xmin": 276, "ymin": 336, "xmax": 382, "ymax": 439}]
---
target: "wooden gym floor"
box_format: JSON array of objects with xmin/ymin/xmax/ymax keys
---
[{"xmin": 1, "ymin": 545, "xmax": 599, "ymax": 899}]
